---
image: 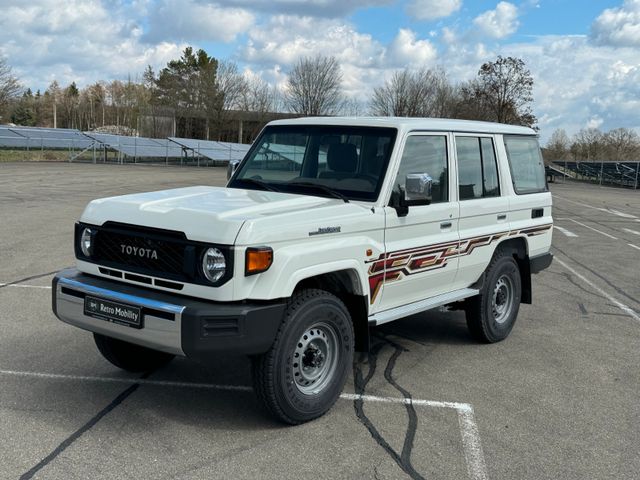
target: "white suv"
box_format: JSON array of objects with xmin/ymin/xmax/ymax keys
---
[{"xmin": 53, "ymin": 117, "xmax": 553, "ymax": 424}]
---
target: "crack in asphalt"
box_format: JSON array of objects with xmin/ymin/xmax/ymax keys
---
[
  {"xmin": 353, "ymin": 334, "xmax": 424, "ymax": 480},
  {"xmin": 19, "ymin": 370, "xmax": 153, "ymax": 480}
]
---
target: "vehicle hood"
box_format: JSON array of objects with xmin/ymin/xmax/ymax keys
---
[{"xmin": 80, "ymin": 186, "xmax": 372, "ymax": 245}]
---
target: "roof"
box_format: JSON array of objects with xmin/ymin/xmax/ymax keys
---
[{"xmin": 267, "ymin": 116, "xmax": 536, "ymax": 136}]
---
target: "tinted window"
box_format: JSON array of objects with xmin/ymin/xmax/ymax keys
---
[
  {"xmin": 456, "ymin": 136, "xmax": 500, "ymax": 200},
  {"xmin": 231, "ymin": 125, "xmax": 396, "ymax": 201},
  {"xmin": 504, "ymin": 136, "xmax": 547, "ymax": 194},
  {"xmin": 481, "ymin": 138, "xmax": 500, "ymax": 197},
  {"xmin": 393, "ymin": 135, "xmax": 448, "ymax": 204}
]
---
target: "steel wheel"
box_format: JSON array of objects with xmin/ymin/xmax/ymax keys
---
[
  {"xmin": 292, "ymin": 322, "xmax": 339, "ymax": 395},
  {"xmin": 492, "ymin": 274, "xmax": 515, "ymax": 325},
  {"xmin": 252, "ymin": 289, "xmax": 354, "ymax": 424}
]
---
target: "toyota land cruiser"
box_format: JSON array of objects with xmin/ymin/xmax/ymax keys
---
[{"xmin": 52, "ymin": 117, "xmax": 553, "ymax": 424}]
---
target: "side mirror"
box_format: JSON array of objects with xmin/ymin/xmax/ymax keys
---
[
  {"xmin": 227, "ymin": 159, "xmax": 241, "ymax": 181},
  {"xmin": 402, "ymin": 173, "xmax": 432, "ymax": 206}
]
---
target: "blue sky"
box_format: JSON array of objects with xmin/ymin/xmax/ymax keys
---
[{"xmin": 1, "ymin": 0, "xmax": 639, "ymax": 142}]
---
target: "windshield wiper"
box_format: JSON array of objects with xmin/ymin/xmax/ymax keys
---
[
  {"xmin": 287, "ymin": 181, "xmax": 350, "ymax": 203},
  {"xmin": 235, "ymin": 178, "xmax": 281, "ymax": 192}
]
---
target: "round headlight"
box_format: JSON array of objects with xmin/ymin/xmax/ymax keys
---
[
  {"xmin": 202, "ymin": 248, "xmax": 226, "ymax": 283},
  {"xmin": 80, "ymin": 228, "xmax": 93, "ymax": 257}
]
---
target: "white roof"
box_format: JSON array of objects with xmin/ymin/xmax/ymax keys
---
[{"xmin": 268, "ymin": 116, "xmax": 536, "ymax": 136}]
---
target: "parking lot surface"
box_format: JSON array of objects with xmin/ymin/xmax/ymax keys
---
[{"xmin": 1, "ymin": 163, "xmax": 639, "ymax": 480}]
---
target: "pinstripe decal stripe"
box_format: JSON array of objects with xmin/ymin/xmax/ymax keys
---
[{"xmin": 367, "ymin": 223, "xmax": 552, "ymax": 304}]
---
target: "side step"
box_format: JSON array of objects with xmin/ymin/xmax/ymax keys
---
[{"xmin": 368, "ymin": 288, "xmax": 479, "ymax": 326}]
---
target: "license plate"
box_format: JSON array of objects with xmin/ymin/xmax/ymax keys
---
[{"xmin": 84, "ymin": 296, "xmax": 143, "ymax": 329}]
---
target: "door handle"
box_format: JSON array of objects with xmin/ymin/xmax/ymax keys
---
[
  {"xmin": 497, "ymin": 214, "xmax": 507, "ymax": 221},
  {"xmin": 440, "ymin": 221, "xmax": 452, "ymax": 229}
]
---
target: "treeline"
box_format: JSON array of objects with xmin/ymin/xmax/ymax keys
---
[
  {"xmin": 2, "ymin": 49, "xmax": 537, "ymax": 140},
  {"xmin": 545, "ymin": 127, "xmax": 640, "ymax": 162}
]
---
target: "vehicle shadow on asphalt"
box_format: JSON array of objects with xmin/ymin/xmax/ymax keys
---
[{"xmin": 376, "ymin": 309, "xmax": 474, "ymax": 347}]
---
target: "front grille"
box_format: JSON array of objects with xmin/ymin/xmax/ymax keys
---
[
  {"xmin": 94, "ymin": 229, "xmax": 185, "ymax": 276},
  {"xmin": 76, "ymin": 222, "xmax": 233, "ymax": 287}
]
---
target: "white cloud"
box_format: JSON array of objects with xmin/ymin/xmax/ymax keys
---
[
  {"xmin": 241, "ymin": 16, "xmax": 438, "ymax": 99},
  {"xmin": 386, "ymin": 29, "xmax": 437, "ymax": 66},
  {"xmin": 406, "ymin": 0, "xmax": 462, "ymax": 21},
  {"xmin": 591, "ymin": 0, "xmax": 640, "ymax": 47},
  {"xmin": 216, "ymin": 0, "xmax": 393, "ymax": 17},
  {"xmin": 497, "ymin": 35, "xmax": 640, "ymax": 141},
  {"xmin": 144, "ymin": 0, "xmax": 255, "ymax": 43},
  {"xmin": 473, "ymin": 2, "xmax": 519, "ymax": 39},
  {"xmin": 0, "ymin": 0, "xmax": 187, "ymax": 89}
]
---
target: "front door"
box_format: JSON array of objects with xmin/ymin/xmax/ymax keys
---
[{"xmin": 374, "ymin": 133, "xmax": 460, "ymax": 312}]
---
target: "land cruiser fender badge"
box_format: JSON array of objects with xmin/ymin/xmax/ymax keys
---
[{"xmin": 309, "ymin": 226, "xmax": 341, "ymax": 236}]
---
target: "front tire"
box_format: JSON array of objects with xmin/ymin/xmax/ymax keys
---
[
  {"xmin": 465, "ymin": 249, "xmax": 522, "ymax": 343},
  {"xmin": 252, "ymin": 289, "xmax": 354, "ymax": 424},
  {"xmin": 93, "ymin": 333, "xmax": 175, "ymax": 372}
]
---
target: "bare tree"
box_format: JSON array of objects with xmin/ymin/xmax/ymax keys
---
[
  {"xmin": 239, "ymin": 75, "xmax": 278, "ymax": 141},
  {"xmin": 370, "ymin": 68, "xmax": 450, "ymax": 117},
  {"xmin": 603, "ymin": 127, "xmax": 639, "ymax": 161},
  {"xmin": 0, "ymin": 58, "xmax": 21, "ymax": 120},
  {"xmin": 207, "ymin": 60, "xmax": 246, "ymax": 139},
  {"xmin": 572, "ymin": 128, "xmax": 604, "ymax": 161},
  {"xmin": 472, "ymin": 56, "xmax": 536, "ymax": 127},
  {"xmin": 285, "ymin": 55, "xmax": 344, "ymax": 115},
  {"xmin": 545, "ymin": 128, "xmax": 571, "ymax": 161}
]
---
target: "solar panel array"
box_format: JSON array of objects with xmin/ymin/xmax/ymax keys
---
[
  {"xmin": 0, "ymin": 125, "xmax": 251, "ymax": 164},
  {"xmin": 169, "ymin": 137, "xmax": 251, "ymax": 162},
  {"xmin": 85, "ymin": 133, "xmax": 185, "ymax": 159},
  {"xmin": 5, "ymin": 126, "xmax": 95, "ymax": 149}
]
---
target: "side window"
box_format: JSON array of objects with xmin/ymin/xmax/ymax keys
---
[
  {"xmin": 504, "ymin": 136, "xmax": 547, "ymax": 194},
  {"xmin": 393, "ymin": 135, "xmax": 448, "ymax": 204},
  {"xmin": 456, "ymin": 136, "xmax": 500, "ymax": 200}
]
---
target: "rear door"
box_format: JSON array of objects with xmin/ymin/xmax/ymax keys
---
[
  {"xmin": 454, "ymin": 134, "xmax": 510, "ymax": 287},
  {"xmin": 501, "ymin": 135, "xmax": 553, "ymax": 258},
  {"xmin": 374, "ymin": 133, "xmax": 460, "ymax": 311}
]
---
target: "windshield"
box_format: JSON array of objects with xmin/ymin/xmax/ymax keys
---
[{"xmin": 229, "ymin": 125, "xmax": 397, "ymax": 202}]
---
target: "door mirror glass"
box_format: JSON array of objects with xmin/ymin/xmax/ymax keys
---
[{"xmin": 402, "ymin": 173, "xmax": 432, "ymax": 206}]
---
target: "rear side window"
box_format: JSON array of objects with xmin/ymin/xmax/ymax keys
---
[
  {"xmin": 455, "ymin": 136, "xmax": 500, "ymax": 200},
  {"xmin": 504, "ymin": 136, "xmax": 547, "ymax": 194}
]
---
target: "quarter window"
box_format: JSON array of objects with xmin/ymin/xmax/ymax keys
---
[
  {"xmin": 504, "ymin": 136, "xmax": 547, "ymax": 194},
  {"xmin": 393, "ymin": 135, "xmax": 448, "ymax": 204},
  {"xmin": 456, "ymin": 136, "xmax": 500, "ymax": 200}
]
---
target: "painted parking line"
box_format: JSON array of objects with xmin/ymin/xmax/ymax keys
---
[
  {"xmin": 555, "ymin": 257, "xmax": 640, "ymax": 322},
  {"xmin": 565, "ymin": 219, "xmax": 618, "ymax": 240},
  {"xmin": 0, "ymin": 284, "xmax": 52, "ymax": 289},
  {"xmin": 554, "ymin": 226, "xmax": 578, "ymax": 238},
  {"xmin": 552, "ymin": 195, "xmax": 638, "ymax": 219},
  {"xmin": 623, "ymin": 228, "xmax": 640, "ymax": 236},
  {"xmin": 628, "ymin": 244, "xmax": 640, "ymax": 252},
  {"xmin": 0, "ymin": 369, "xmax": 488, "ymax": 480}
]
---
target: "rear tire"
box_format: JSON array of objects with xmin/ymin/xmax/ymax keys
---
[
  {"xmin": 252, "ymin": 289, "xmax": 354, "ymax": 425},
  {"xmin": 93, "ymin": 333, "xmax": 174, "ymax": 372},
  {"xmin": 465, "ymin": 249, "xmax": 522, "ymax": 343}
]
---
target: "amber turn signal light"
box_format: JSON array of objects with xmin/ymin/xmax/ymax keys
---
[{"xmin": 245, "ymin": 247, "xmax": 273, "ymax": 276}]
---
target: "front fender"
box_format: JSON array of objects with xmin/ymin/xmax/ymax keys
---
[{"xmin": 238, "ymin": 236, "xmax": 380, "ymax": 301}]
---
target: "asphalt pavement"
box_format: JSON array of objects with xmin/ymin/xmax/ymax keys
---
[{"xmin": 1, "ymin": 163, "xmax": 638, "ymax": 480}]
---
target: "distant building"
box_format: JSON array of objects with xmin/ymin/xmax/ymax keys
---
[{"xmin": 139, "ymin": 108, "xmax": 300, "ymax": 144}]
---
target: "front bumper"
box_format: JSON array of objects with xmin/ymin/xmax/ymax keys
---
[{"xmin": 52, "ymin": 269, "xmax": 285, "ymax": 360}]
